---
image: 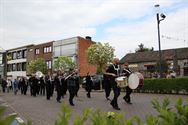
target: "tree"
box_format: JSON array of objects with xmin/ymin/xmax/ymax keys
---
[
  {"xmin": 87, "ymin": 42, "xmax": 114, "ymax": 73},
  {"xmin": 53, "ymin": 56, "xmax": 76, "ymax": 71},
  {"xmin": 28, "ymin": 58, "xmax": 47, "ymax": 75},
  {"xmin": 135, "ymin": 43, "xmax": 154, "ymax": 53},
  {"xmin": 155, "ymin": 59, "xmax": 168, "ymax": 74}
]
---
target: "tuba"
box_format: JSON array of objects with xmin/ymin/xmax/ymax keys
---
[{"xmin": 35, "ymin": 71, "xmax": 44, "ymax": 79}]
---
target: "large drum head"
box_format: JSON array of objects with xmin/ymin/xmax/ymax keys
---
[{"xmin": 128, "ymin": 73, "xmax": 139, "ymax": 89}]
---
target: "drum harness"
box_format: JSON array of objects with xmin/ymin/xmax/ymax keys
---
[{"xmin": 112, "ymin": 64, "xmax": 120, "ymax": 77}]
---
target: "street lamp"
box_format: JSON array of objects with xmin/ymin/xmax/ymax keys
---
[{"xmin": 154, "ymin": 4, "xmax": 166, "ymax": 78}]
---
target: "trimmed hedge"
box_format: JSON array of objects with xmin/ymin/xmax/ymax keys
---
[{"xmin": 135, "ymin": 78, "xmax": 188, "ymax": 94}]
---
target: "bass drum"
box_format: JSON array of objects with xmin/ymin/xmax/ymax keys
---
[{"xmin": 128, "ymin": 72, "xmax": 144, "ymax": 89}]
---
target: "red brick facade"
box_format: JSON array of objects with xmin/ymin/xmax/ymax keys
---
[{"xmin": 78, "ymin": 37, "xmax": 97, "ymax": 76}]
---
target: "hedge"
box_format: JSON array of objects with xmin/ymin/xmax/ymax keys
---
[{"xmin": 135, "ymin": 78, "xmax": 188, "ymax": 94}]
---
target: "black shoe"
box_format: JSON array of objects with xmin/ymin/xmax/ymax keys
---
[
  {"xmin": 113, "ymin": 106, "xmax": 120, "ymax": 110},
  {"xmin": 106, "ymin": 97, "xmax": 111, "ymax": 101},
  {"xmin": 70, "ymin": 102, "xmax": 75, "ymax": 106},
  {"xmin": 127, "ymin": 102, "xmax": 132, "ymax": 104},
  {"xmin": 110, "ymin": 101, "xmax": 114, "ymax": 107},
  {"xmin": 123, "ymin": 97, "xmax": 127, "ymax": 102},
  {"xmin": 57, "ymin": 100, "xmax": 61, "ymax": 103}
]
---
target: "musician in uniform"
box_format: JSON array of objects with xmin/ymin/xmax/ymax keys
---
[
  {"xmin": 45, "ymin": 75, "xmax": 51, "ymax": 100},
  {"xmin": 66, "ymin": 68, "xmax": 79, "ymax": 106},
  {"xmin": 54, "ymin": 75, "xmax": 61, "ymax": 103},
  {"xmin": 85, "ymin": 72, "xmax": 92, "ymax": 98},
  {"xmin": 105, "ymin": 58, "xmax": 121, "ymax": 110},
  {"xmin": 122, "ymin": 62, "xmax": 133, "ymax": 104}
]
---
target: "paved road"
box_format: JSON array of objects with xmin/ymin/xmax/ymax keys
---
[{"xmin": 0, "ymin": 89, "xmax": 187, "ymax": 125}]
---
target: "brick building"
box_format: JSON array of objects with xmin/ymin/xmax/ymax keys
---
[
  {"xmin": 53, "ymin": 36, "xmax": 97, "ymax": 76},
  {"xmin": 27, "ymin": 41, "xmax": 53, "ymax": 75},
  {"xmin": 120, "ymin": 47, "xmax": 188, "ymax": 77}
]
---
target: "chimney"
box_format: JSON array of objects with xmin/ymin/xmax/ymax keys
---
[{"xmin": 85, "ymin": 36, "xmax": 92, "ymax": 41}]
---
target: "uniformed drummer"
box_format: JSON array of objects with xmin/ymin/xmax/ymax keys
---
[
  {"xmin": 122, "ymin": 62, "xmax": 133, "ymax": 104},
  {"xmin": 105, "ymin": 58, "xmax": 121, "ymax": 110}
]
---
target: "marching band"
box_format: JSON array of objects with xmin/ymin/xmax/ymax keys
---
[{"xmin": 0, "ymin": 58, "xmax": 144, "ymax": 110}]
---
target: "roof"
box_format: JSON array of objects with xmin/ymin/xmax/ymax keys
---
[
  {"xmin": 120, "ymin": 47, "xmax": 188, "ymax": 64},
  {"xmin": 6, "ymin": 44, "xmax": 34, "ymax": 51}
]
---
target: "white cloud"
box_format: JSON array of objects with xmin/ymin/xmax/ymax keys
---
[
  {"xmin": 101, "ymin": 7, "xmax": 188, "ymax": 58},
  {"xmin": 0, "ymin": 0, "xmax": 187, "ymax": 59}
]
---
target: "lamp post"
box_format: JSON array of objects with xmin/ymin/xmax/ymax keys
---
[{"xmin": 154, "ymin": 4, "xmax": 166, "ymax": 78}]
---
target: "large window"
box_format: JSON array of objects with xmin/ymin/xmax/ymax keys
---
[
  {"xmin": 12, "ymin": 64, "xmax": 16, "ymax": 71},
  {"xmin": 22, "ymin": 62, "xmax": 26, "ymax": 71},
  {"xmin": 7, "ymin": 64, "xmax": 12, "ymax": 72},
  {"xmin": 35, "ymin": 48, "xmax": 40, "ymax": 55},
  {"xmin": 61, "ymin": 43, "xmax": 76, "ymax": 56},
  {"xmin": 23, "ymin": 50, "xmax": 27, "ymax": 58},
  {"xmin": 17, "ymin": 51, "xmax": 22, "ymax": 59},
  {"xmin": 46, "ymin": 60, "xmax": 52, "ymax": 69},
  {"xmin": 17, "ymin": 63, "xmax": 22, "ymax": 71},
  {"xmin": 0, "ymin": 54, "xmax": 2, "ymax": 64},
  {"xmin": 13, "ymin": 52, "xmax": 17, "ymax": 60},
  {"xmin": 54, "ymin": 46, "xmax": 61, "ymax": 57}
]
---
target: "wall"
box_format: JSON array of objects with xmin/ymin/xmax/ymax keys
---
[{"xmin": 78, "ymin": 37, "xmax": 97, "ymax": 76}]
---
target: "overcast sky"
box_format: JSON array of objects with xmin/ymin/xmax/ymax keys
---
[{"xmin": 0, "ymin": 0, "xmax": 188, "ymax": 58}]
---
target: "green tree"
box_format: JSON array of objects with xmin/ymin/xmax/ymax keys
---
[
  {"xmin": 135, "ymin": 43, "xmax": 154, "ymax": 53},
  {"xmin": 155, "ymin": 59, "xmax": 168, "ymax": 73},
  {"xmin": 87, "ymin": 42, "xmax": 114, "ymax": 74},
  {"xmin": 28, "ymin": 58, "xmax": 47, "ymax": 74},
  {"xmin": 53, "ymin": 56, "xmax": 76, "ymax": 71}
]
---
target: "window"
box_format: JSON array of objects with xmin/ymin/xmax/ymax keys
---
[
  {"xmin": 13, "ymin": 52, "xmax": 17, "ymax": 59},
  {"xmin": 46, "ymin": 60, "xmax": 52, "ymax": 69},
  {"xmin": 22, "ymin": 62, "xmax": 26, "ymax": 71},
  {"xmin": 35, "ymin": 48, "xmax": 40, "ymax": 55},
  {"xmin": 54, "ymin": 46, "xmax": 61, "ymax": 57},
  {"xmin": 48, "ymin": 46, "xmax": 52, "ymax": 52},
  {"xmin": 17, "ymin": 63, "xmax": 22, "ymax": 71},
  {"xmin": 17, "ymin": 51, "xmax": 22, "ymax": 59},
  {"xmin": 12, "ymin": 64, "xmax": 16, "ymax": 71},
  {"xmin": 0, "ymin": 54, "xmax": 2, "ymax": 65},
  {"xmin": 44, "ymin": 47, "xmax": 47, "ymax": 53},
  {"xmin": 61, "ymin": 43, "xmax": 76, "ymax": 56},
  {"xmin": 44, "ymin": 46, "xmax": 52, "ymax": 53},
  {"xmin": 23, "ymin": 50, "xmax": 27, "ymax": 58},
  {"xmin": 7, "ymin": 64, "xmax": 12, "ymax": 72},
  {"xmin": 7, "ymin": 53, "xmax": 12, "ymax": 61}
]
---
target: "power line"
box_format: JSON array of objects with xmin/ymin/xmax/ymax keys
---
[{"xmin": 162, "ymin": 35, "xmax": 188, "ymax": 43}]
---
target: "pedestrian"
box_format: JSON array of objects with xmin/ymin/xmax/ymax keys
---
[
  {"xmin": 13, "ymin": 79, "xmax": 18, "ymax": 95},
  {"xmin": 1, "ymin": 78, "xmax": 7, "ymax": 93},
  {"xmin": 7, "ymin": 79, "xmax": 12, "ymax": 93}
]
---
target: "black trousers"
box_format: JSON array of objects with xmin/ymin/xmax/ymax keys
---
[
  {"xmin": 40, "ymin": 86, "xmax": 45, "ymax": 96},
  {"xmin": 104, "ymin": 80, "xmax": 111, "ymax": 98},
  {"xmin": 68, "ymin": 87, "xmax": 76, "ymax": 104},
  {"xmin": 111, "ymin": 86, "xmax": 120, "ymax": 107},
  {"xmin": 56, "ymin": 88, "xmax": 61, "ymax": 101},
  {"xmin": 46, "ymin": 84, "xmax": 51, "ymax": 100},
  {"xmin": 124, "ymin": 86, "xmax": 132, "ymax": 102}
]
